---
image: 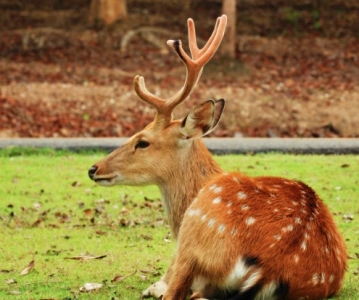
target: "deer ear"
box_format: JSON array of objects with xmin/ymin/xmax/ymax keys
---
[{"xmin": 180, "ymin": 99, "xmax": 225, "ymax": 139}]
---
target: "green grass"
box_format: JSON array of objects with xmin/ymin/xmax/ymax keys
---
[{"xmin": 0, "ymin": 149, "xmax": 358, "ymax": 299}]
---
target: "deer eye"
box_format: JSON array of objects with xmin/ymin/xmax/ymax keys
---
[{"xmin": 135, "ymin": 140, "xmax": 150, "ymax": 150}]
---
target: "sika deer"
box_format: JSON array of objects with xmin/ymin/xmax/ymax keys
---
[{"xmin": 88, "ymin": 15, "xmax": 347, "ymax": 300}]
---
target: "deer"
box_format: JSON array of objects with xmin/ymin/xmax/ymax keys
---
[{"xmin": 88, "ymin": 14, "xmax": 347, "ymax": 300}]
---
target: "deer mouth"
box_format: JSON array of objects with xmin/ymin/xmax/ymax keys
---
[{"xmin": 93, "ymin": 175, "xmax": 118, "ymax": 186}]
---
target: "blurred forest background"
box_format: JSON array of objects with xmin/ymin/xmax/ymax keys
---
[{"xmin": 0, "ymin": 0, "xmax": 358, "ymax": 138}]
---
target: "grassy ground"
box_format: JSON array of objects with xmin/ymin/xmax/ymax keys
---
[{"xmin": 0, "ymin": 148, "xmax": 358, "ymax": 299}]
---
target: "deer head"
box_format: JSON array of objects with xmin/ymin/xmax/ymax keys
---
[{"xmin": 88, "ymin": 15, "xmax": 227, "ymax": 236}]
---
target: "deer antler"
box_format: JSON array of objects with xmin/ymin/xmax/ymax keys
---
[{"xmin": 133, "ymin": 15, "xmax": 227, "ymax": 126}]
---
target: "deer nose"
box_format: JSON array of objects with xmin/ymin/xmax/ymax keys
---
[{"xmin": 88, "ymin": 165, "xmax": 98, "ymax": 180}]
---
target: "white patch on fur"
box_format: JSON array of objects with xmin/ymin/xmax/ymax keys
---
[
  {"xmin": 246, "ymin": 217, "xmax": 256, "ymax": 226},
  {"xmin": 217, "ymin": 224, "xmax": 226, "ymax": 233},
  {"xmin": 187, "ymin": 208, "xmax": 202, "ymax": 216},
  {"xmin": 230, "ymin": 228, "xmax": 238, "ymax": 236},
  {"xmin": 208, "ymin": 218, "xmax": 215, "ymax": 228},
  {"xmin": 241, "ymin": 270, "xmax": 262, "ymax": 291},
  {"xmin": 238, "ymin": 192, "xmax": 247, "ymax": 199},
  {"xmin": 329, "ymin": 274, "xmax": 335, "ymax": 283},
  {"xmin": 300, "ymin": 241, "xmax": 307, "ymax": 251},
  {"xmin": 191, "ymin": 276, "xmax": 208, "ymax": 293},
  {"xmin": 141, "ymin": 280, "xmax": 168, "ymax": 298},
  {"xmin": 214, "ymin": 187, "xmax": 223, "ymax": 193},
  {"xmin": 320, "ymin": 273, "xmax": 325, "ymax": 284},
  {"xmin": 255, "ymin": 280, "xmax": 277, "ymax": 299},
  {"xmin": 241, "ymin": 205, "xmax": 250, "ymax": 211},
  {"xmin": 224, "ymin": 258, "xmax": 250, "ymax": 289},
  {"xmin": 312, "ymin": 273, "xmax": 319, "ymax": 285},
  {"xmin": 212, "ymin": 197, "xmax": 222, "ymax": 204}
]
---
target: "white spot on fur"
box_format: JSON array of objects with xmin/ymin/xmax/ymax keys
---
[
  {"xmin": 212, "ymin": 197, "xmax": 221, "ymax": 204},
  {"xmin": 213, "ymin": 186, "xmax": 223, "ymax": 193},
  {"xmin": 238, "ymin": 192, "xmax": 247, "ymax": 199},
  {"xmin": 226, "ymin": 201, "xmax": 233, "ymax": 207},
  {"xmin": 273, "ymin": 208, "xmax": 279, "ymax": 213},
  {"xmin": 274, "ymin": 234, "xmax": 282, "ymax": 241},
  {"xmin": 230, "ymin": 228, "xmax": 238, "ymax": 236},
  {"xmin": 295, "ymin": 217, "xmax": 302, "ymax": 224},
  {"xmin": 217, "ymin": 224, "xmax": 226, "ymax": 233},
  {"xmin": 241, "ymin": 205, "xmax": 249, "ymax": 211},
  {"xmin": 209, "ymin": 184, "xmax": 219, "ymax": 191},
  {"xmin": 312, "ymin": 273, "xmax": 319, "ymax": 285},
  {"xmin": 329, "ymin": 275, "xmax": 334, "ymax": 283},
  {"xmin": 208, "ymin": 218, "xmax": 215, "ymax": 228},
  {"xmin": 187, "ymin": 208, "xmax": 201, "ymax": 216},
  {"xmin": 304, "ymin": 232, "xmax": 310, "ymax": 240},
  {"xmin": 294, "ymin": 254, "xmax": 299, "ymax": 263},
  {"xmin": 301, "ymin": 241, "xmax": 307, "ymax": 251},
  {"xmin": 227, "ymin": 209, "xmax": 233, "ymax": 214},
  {"xmin": 201, "ymin": 214, "xmax": 207, "ymax": 222},
  {"xmin": 246, "ymin": 217, "xmax": 256, "ymax": 226},
  {"xmin": 282, "ymin": 224, "xmax": 294, "ymax": 233},
  {"xmin": 292, "ymin": 201, "xmax": 299, "ymax": 206},
  {"xmin": 233, "ymin": 176, "xmax": 240, "ymax": 183},
  {"xmin": 320, "ymin": 273, "xmax": 325, "ymax": 284}
]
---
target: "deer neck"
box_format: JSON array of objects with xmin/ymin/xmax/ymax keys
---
[{"xmin": 158, "ymin": 140, "xmax": 222, "ymax": 239}]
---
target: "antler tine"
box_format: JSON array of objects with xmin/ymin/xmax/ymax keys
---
[
  {"xmin": 133, "ymin": 75, "xmax": 163, "ymax": 109},
  {"xmin": 188, "ymin": 15, "xmax": 226, "ymax": 60},
  {"xmin": 165, "ymin": 14, "xmax": 227, "ymax": 111},
  {"xmin": 133, "ymin": 15, "xmax": 227, "ymax": 126}
]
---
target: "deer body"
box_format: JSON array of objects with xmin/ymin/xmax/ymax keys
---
[
  {"xmin": 88, "ymin": 15, "xmax": 347, "ymax": 300},
  {"xmin": 163, "ymin": 173, "xmax": 347, "ymax": 299}
]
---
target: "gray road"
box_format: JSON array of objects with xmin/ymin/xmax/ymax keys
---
[{"xmin": 1, "ymin": 138, "xmax": 359, "ymax": 154}]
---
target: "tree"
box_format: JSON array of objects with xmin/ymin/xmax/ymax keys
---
[
  {"xmin": 220, "ymin": 0, "xmax": 236, "ymax": 58},
  {"xmin": 88, "ymin": 0, "xmax": 127, "ymax": 26}
]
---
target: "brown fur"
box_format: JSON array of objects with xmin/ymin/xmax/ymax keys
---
[{"xmin": 163, "ymin": 174, "xmax": 347, "ymax": 299}]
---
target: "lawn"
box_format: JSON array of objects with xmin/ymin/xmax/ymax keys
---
[{"xmin": 0, "ymin": 148, "xmax": 358, "ymax": 299}]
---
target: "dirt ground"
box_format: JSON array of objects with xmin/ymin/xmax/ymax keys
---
[{"xmin": 0, "ymin": 1, "xmax": 358, "ymax": 138}]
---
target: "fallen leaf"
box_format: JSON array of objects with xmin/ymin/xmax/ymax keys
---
[
  {"xmin": 342, "ymin": 214, "xmax": 354, "ymax": 221},
  {"xmin": 20, "ymin": 260, "xmax": 35, "ymax": 275},
  {"xmin": 9, "ymin": 291, "xmax": 21, "ymax": 295},
  {"xmin": 72, "ymin": 181, "xmax": 81, "ymax": 187},
  {"xmin": 83, "ymin": 208, "xmax": 93, "ymax": 217},
  {"xmin": 79, "ymin": 282, "xmax": 103, "ymax": 292},
  {"xmin": 111, "ymin": 270, "xmax": 137, "ymax": 283},
  {"xmin": 64, "ymin": 254, "xmax": 107, "ymax": 261},
  {"xmin": 32, "ymin": 218, "xmax": 43, "ymax": 227},
  {"xmin": 5, "ymin": 278, "xmax": 16, "ymax": 284}
]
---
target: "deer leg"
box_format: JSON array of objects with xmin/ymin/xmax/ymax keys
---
[
  {"xmin": 141, "ymin": 255, "xmax": 178, "ymax": 299},
  {"xmin": 162, "ymin": 258, "xmax": 195, "ymax": 300}
]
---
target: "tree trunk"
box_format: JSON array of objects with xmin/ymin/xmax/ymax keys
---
[
  {"xmin": 89, "ymin": 0, "xmax": 127, "ymax": 26},
  {"xmin": 220, "ymin": 0, "xmax": 236, "ymax": 58}
]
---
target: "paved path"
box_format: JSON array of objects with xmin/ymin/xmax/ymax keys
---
[{"xmin": 1, "ymin": 138, "xmax": 358, "ymax": 154}]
